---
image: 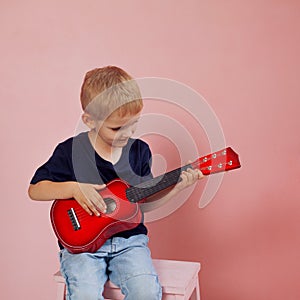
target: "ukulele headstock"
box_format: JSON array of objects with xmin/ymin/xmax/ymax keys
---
[{"xmin": 193, "ymin": 147, "xmax": 241, "ymax": 175}]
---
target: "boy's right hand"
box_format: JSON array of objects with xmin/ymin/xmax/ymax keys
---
[{"xmin": 72, "ymin": 183, "xmax": 107, "ymax": 216}]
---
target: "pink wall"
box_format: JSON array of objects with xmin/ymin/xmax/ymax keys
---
[{"xmin": 1, "ymin": 1, "xmax": 299, "ymax": 299}]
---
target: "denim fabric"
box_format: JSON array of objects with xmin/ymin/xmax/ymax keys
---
[{"xmin": 59, "ymin": 234, "xmax": 162, "ymax": 300}]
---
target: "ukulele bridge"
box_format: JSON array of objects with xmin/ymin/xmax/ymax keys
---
[{"xmin": 67, "ymin": 208, "xmax": 81, "ymax": 231}]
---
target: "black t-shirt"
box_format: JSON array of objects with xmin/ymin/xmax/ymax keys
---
[{"xmin": 30, "ymin": 132, "xmax": 153, "ymax": 243}]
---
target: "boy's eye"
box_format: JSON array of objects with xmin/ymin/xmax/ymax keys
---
[
  {"xmin": 109, "ymin": 120, "xmax": 139, "ymax": 132},
  {"xmin": 111, "ymin": 127, "xmax": 121, "ymax": 131}
]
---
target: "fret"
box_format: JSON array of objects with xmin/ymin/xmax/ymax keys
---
[{"xmin": 126, "ymin": 165, "xmax": 192, "ymax": 203}]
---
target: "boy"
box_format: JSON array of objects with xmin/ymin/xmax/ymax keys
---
[{"xmin": 28, "ymin": 66, "xmax": 203, "ymax": 300}]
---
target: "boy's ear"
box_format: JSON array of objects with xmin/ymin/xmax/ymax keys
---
[{"xmin": 82, "ymin": 113, "xmax": 97, "ymax": 130}]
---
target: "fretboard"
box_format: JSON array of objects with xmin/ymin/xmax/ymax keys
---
[{"xmin": 125, "ymin": 164, "xmax": 192, "ymax": 203}]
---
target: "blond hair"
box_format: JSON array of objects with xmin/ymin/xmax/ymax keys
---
[{"xmin": 80, "ymin": 66, "xmax": 143, "ymax": 120}]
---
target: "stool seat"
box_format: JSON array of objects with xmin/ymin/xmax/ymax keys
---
[{"xmin": 54, "ymin": 258, "xmax": 201, "ymax": 299}]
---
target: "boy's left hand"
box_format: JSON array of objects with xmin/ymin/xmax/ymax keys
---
[{"xmin": 174, "ymin": 164, "xmax": 204, "ymax": 193}]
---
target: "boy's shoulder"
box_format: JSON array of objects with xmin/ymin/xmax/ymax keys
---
[
  {"xmin": 127, "ymin": 137, "xmax": 150, "ymax": 151},
  {"xmin": 126, "ymin": 138, "xmax": 152, "ymax": 161},
  {"xmin": 53, "ymin": 132, "xmax": 88, "ymax": 153},
  {"xmin": 58, "ymin": 132, "xmax": 88, "ymax": 145}
]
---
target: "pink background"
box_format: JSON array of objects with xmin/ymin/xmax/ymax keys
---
[{"xmin": 1, "ymin": 1, "xmax": 299, "ymax": 299}]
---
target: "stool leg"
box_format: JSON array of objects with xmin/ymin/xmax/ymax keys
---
[
  {"xmin": 188, "ymin": 278, "xmax": 200, "ymax": 300},
  {"xmin": 195, "ymin": 279, "xmax": 200, "ymax": 300},
  {"xmin": 56, "ymin": 282, "xmax": 66, "ymax": 300}
]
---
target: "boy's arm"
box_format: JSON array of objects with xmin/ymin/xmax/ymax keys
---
[
  {"xmin": 28, "ymin": 180, "xmax": 107, "ymax": 216},
  {"xmin": 141, "ymin": 167, "xmax": 204, "ymax": 212},
  {"xmin": 28, "ymin": 181, "xmax": 76, "ymax": 201}
]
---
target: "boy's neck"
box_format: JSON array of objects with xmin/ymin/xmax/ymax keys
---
[{"xmin": 88, "ymin": 131, "xmax": 123, "ymax": 164}]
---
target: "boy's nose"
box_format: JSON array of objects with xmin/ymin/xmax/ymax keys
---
[{"xmin": 122, "ymin": 127, "xmax": 134, "ymax": 137}]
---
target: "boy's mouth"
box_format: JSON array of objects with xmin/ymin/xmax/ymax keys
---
[{"xmin": 114, "ymin": 138, "xmax": 129, "ymax": 144}]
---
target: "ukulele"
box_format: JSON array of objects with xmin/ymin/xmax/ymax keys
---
[{"xmin": 50, "ymin": 147, "xmax": 241, "ymax": 253}]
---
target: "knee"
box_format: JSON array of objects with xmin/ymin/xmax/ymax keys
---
[{"xmin": 122, "ymin": 274, "xmax": 162, "ymax": 300}]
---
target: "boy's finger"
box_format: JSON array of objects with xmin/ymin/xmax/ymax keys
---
[
  {"xmin": 93, "ymin": 200, "xmax": 107, "ymax": 214},
  {"xmin": 180, "ymin": 171, "xmax": 188, "ymax": 182},
  {"xmin": 93, "ymin": 184, "xmax": 106, "ymax": 190},
  {"xmin": 184, "ymin": 170, "xmax": 194, "ymax": 182},
  {"xmin": 197, "ymin": 170, "xmax": 204, "ymax": 179},
  {"xmin": 79, "ymin": 197, "xmax": 102, "ymax": 216},
  {"xmin": 89, "ymin": 192, "xmax": 106, "ymax": 213},
  {"xmin": 79, "ymin": 200, "xmax": 94, "ymax": 216},
  {"xmin": 87, "ymin": 197, "xmax": 103, "ymax": 216}
]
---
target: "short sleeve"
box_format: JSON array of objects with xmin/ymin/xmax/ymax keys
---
[
  {"xmin": 30, "ymin": 142, "xmax": 74, "ymax": 184},
  {"xmin": 140, "ymin": 143, "xmax": 153, "ymax": 180}
]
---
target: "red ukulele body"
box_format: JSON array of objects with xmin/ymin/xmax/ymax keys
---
[
  {"xmin": 50, "ymin": 147, "xmax": 241, "ymax": 253},
  {"xmin": 51, "ymin": 179, "xmax": 142, "ymax": 253}
]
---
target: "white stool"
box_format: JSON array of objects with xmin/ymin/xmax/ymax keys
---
[{"xmin": 54, "ymin": 258, "xmax": 201, "ymax": 300}]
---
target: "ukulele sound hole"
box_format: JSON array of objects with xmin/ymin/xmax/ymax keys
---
[{"xmin": 104, "ymin": 198, "xmax": 117, "ymax": 214}]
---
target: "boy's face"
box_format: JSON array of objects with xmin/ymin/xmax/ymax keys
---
[{"xmin": 95, "ymin": 111, "xmax": 141, "ymax": 148}]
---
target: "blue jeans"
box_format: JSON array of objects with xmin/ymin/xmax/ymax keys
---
[{"xmin": 59, "ymin": 234, "xmax": 162, "ymax": 300}]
